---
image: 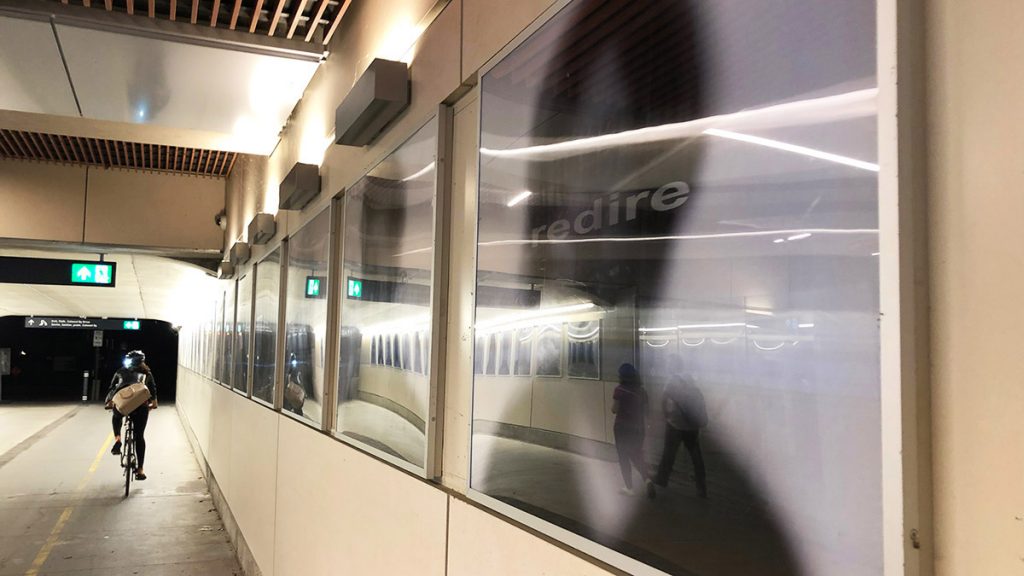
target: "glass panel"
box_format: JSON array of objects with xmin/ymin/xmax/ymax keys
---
[
  {"xmin": 284, "ymin": 210, "xmax": 331, "ymax": 425},
  {"xmin": 224, "ymin": 286, "xmax": 235, "ymax": 386},
  {"xmin": 336, "ymin": 117, "xmax": 437, "ymax": 469},
  {"xmin": 233, "ymin": 273, "xmax": 252, "ymax": 394},
  {"xmin": 470, "ymin": 1, "xmax": 880, "ymax": 575},
  {"xmin": 253, "ymin": 249, "xmax": 281, "ymax": 404}
]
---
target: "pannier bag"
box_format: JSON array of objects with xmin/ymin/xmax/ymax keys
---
[{"xmin": 113, "ymin": 383, "xmax": 151, "ymax": 415}]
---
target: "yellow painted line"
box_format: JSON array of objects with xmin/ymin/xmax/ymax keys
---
[{"xmin": 24, "ymin": 432, "xmax": 114, "ymax": 576}]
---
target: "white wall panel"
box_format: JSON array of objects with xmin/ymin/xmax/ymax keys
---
[
  {"xmin": 447, "ymin": 498, "xmax": 613, "ymax": 576},
  {"xmin": 228, "ymin": 399, "xmax": 279, "ymax": 576},
  {"xmin": 274, "ymin": 416, "xmax": 448, "ymax": 576}
]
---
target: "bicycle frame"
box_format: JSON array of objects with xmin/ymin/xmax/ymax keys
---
[{"xmin": 120, "ymin": 416, "xmax": 136, "ymax": 498}]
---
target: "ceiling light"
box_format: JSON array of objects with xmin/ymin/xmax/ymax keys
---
[
  {"xmin": 871, "ymin": 252, "xmax": 880, "ymax": 256},
  {"xmin": 787, "ymin": 233, "xmax": 812, "ymax": 241},
  {"xmin": 773, "ymin": 238, "xmax": 785, "ymax": 244},
  {"xmin": 798, "ymin": 323, "xmax": 815, "ymax": 328},
  {"xmin": 506, "ymin": 190, "xmax": 533, "ymax": 207},
  {"xmin": 745, "ymin": 309, "xmax": 773, "ymax": 316}
]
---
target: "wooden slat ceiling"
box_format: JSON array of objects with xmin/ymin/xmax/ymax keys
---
[
  {"xmin": 0, "ymin": 129, "xmax": 237, "ymax": 177},
  {"xmin": 49, "ymin": 0, "xmax": 354, "ymax": 45}
]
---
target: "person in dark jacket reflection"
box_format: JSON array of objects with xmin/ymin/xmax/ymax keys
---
[
  {"xmin": 654, "ymin": 373, "xmax": 708, "ymax": 498},
  {"xmin": 612, "ymin": 363, "xmax": 655, "ymax": 498}
]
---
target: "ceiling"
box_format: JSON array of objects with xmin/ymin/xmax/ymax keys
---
[
  {"xmin": 0, "ymin": 128, "xmax": 237, "ymax": 177},
  {"xmin": 0, "ymin": 0, "xmax": 343, "ymax": 163},
  {"xmin": 0, "ymin": 248, "xmax": 222, "ymax": 326}
]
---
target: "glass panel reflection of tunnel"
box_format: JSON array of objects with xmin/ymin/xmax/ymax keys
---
[{"xmin": 470, "ymin": 1, "xmax": 881, "ymax": 575}]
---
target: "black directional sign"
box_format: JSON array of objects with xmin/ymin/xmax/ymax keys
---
[
  {"xmin": 0, "ymin": 256, "xmax": 117, "ymax": 288},
  {"xmin": 24, "ymin": 317, "xmax": 142, "ymax": 330}
]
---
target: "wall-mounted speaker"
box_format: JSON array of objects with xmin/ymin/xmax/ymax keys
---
[
  {"xmin": 279, "ymin": 163, "xmax": 321, "ymax": 211},
  {"xmin": 334, "ymin": 58, "xmax": 410, "ymax": 147},
  {"xmin": 248, "ymin": 213, "xmax": 276, "ymax": 245}
]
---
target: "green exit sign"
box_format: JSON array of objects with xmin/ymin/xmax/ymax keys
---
[
  {"xmin": 70, "ymin": 263, "xmax": 114, "ymax": 285},
  {"xmin": 304, "ymin": 276, "xmax": 326, "ymax": 299},
  {"xmin": 347, "ymin": 278, "xmax": 363, "ymax": 299},
  {"xmin": 306, "ymin": 277, "xmax": 321, "ymax": 297},
  {"xmin": 123, "ymin": 320, "xmax": 141, "ymax": 330}
]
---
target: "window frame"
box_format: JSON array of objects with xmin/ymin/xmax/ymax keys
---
[{"xmin": 458, "ymin": 0, "xmax": 920, "ymax": 574}]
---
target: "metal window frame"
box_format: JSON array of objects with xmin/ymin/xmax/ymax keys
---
[
  {"xmin": 249, "ymin": 245, "xmax": 285, "ymax": 410},
  {"xmin": 324, "ymin": 111, "xmax": 451, "ymax": 479},
  {"xmin": 458, "ymin": 0, "xmax": 927, "ymax": 575},
  {"xmin": 280, "ymin": 207, "xmax": 333, "ymax": 430}
]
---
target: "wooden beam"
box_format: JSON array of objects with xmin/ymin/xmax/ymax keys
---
[
  {"xmin": 54, "ymin": 134, "xmax": 72, "ymax": 162},
  {"xmin": 268, "ymin": 0, "xmax": 286, "ymax": 36},
  {"xmin": 225, "ymin": 153, "xmax": 238, "ymax": 177},
  {"xmin": 210, "ymin": 0, "xmax": 221, "ymax": 26},
  {"xmin": 191, "ymin": 0, "xmax": 198, "ymax": 24},
  {"xmin": 305, "ymin": 0, "xmax": 330, "ymax": 42},
  {"xmin": 249, "ymin": 0, "xmax": 265, "ymax": 33},
  {"xmin": 229, "ymin": 0, "xmax": 241, "ymax": 30},
  {"xmin": 169, "ymin": 0, "xmax": 176, "ymax": 20},
  {"xmin": 286, "ymin": 0, "xmax": 308, "ymax": 39},
  {"xmin": 0, "ymin": 130, "xmax": 24, "ymax": 157},
  {"xmin": 126, "ymin": 0, "xmax": 133, "ymax": 15},
  {"xmin": 148, "ymin": 0, "xmax": 154, "ymax": 17},
  {"xmin": 322, "ymin": 0, "xmax": 351, "ymax": 46},
  {"xmin": 105, "ymin": 0, "xmax": 112, "ymax": 11},
  {"xmin": 82, "ymin": 0, "xmax": 91, "ymax": 8}
]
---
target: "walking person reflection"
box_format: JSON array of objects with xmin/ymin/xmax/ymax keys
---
[
  {"xmin": 653, "ymin": 373, "xmax": 708, "ymax": 498},
  {"xmin": 612, "ymin": 363, "xmax": 656, "ymax": 498}
]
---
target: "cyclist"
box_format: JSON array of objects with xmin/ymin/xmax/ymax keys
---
[{"xmin": 105, "ymin": 350, "xmax": 157, "ymax": 480}]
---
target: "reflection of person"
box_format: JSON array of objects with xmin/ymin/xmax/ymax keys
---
[
  {"xmin": 612, "ymin": 363, "xmax": 655, "ymax": 498},
  {"xmin": 654, "ymin": 374, "xmax": 707, "ymax": 498},
  {"xmin": 284, "ymin": 352, "xmax": 306, "ymax": 416},
  {"xmin": 105, "ymin": 350, "xmax": 157, "ymax": 480}
]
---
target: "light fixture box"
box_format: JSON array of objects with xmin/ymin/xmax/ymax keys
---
[
  {"xmin": 279, "ymin": 163, "xmax": 321, "ymax": 211},
  {"xmin": 218, "ymin": 261, "xmax": 235, "ymax": 279},
  {"xmin": 248, "ymin": 213, "xmax": 276, "ymax": 245},
  {"xmin": 334, "ymin": 58, "xmax": 410, "ymax": 147},
  {"xmin": 230, "ymin": 242, "xmax": 251, "ymax": 266}
]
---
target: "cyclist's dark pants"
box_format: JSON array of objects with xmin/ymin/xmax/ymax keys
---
[{"xmin": 111, "ymin": 407, "xmax": 150, "ymax": 468}]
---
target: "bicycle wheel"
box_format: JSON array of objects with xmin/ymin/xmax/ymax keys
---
[{"xmin": 123, "ymin": 427, "xmax": 133, "ymax": 498}]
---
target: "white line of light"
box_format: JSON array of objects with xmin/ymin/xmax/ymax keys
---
[
  {"xmin": 798, "ymin": 323, "xmax": 815, "ymax": 328},
  {"xmin": 745, "ymin": 309, "xmax": 773, "ymax": 316},
  {"xmin": 401, "ymin": 162, "xmax": 436, "ymax": 182},
  {"xmin": 787, "ymin": 233, "xmax": 813, "ymax": 241},
  {"xmin": 753, "ymin": 341, "xmax": 787, "ymax": 351},
  {"xmin": 639, "ymin": 326, "xmax": 677, "ymax": 333},
  {"xmin": 745, "ymin": 324, "xmax": 759, "ymax": 329},
  {"xmin": 506, "ymin": 190, "xmax": 533, "ymax": 207},
  {"xmin": 479, "ymin": 88, "xmax": 877, "ymax": 161},
  {"xmin": 476, "ymin": 302, "xmax": 596, "ymax": 331},
  {"xmin": 703, "ymin": 128, "xmax": 880, "ymax": 172},
  {"xmin": 678, "ymin": 322, "xmax": 745, "ymax": 330},
  {"xmin": 680, "ymin": 338, "xmax": 705, "ymax": 347},
  {"xmin": 393, "ymin": 227, "xmax": 879, "ymax": 256},
  {"xmin": 644, "ymin": 340, "xmax": 670, "ymax": 348}
]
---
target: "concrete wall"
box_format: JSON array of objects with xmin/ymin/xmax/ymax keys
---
[
  {"xmin": 926, "ymin": 1, "xmax": 1024, "ymax": 574},
  {"xmin": 0, "ymin": 158, "xmax": 224, "ymax": 250}
]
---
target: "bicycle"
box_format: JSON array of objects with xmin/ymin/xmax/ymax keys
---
[{"xmin": 120, "ymin": 416, "xmax": 137, "ymax": 498}]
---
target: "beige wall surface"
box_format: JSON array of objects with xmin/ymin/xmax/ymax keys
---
[
  {"xmin": 0, "ymin": 159, "xmax": 86, "ymax": 242},
  {"xmin": 84, "ymin": 168, "xmax": 224, "ymax": 250},
  {"xmin": 927, "ymin": 1, "xmax": 1024, "ymax": 575},
  {"xmin": 446, "ymin": 499, "xmax": 614, "ymax": 576}
]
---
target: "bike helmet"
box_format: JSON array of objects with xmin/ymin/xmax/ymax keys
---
[{"xmin": 123, "ymin": 350, "xmax": 146, "ymax": 369}]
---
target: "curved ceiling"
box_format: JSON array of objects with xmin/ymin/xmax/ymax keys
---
[{"xmin": 0, "ymin": 248, "xmax": 222, "ymax": 327}]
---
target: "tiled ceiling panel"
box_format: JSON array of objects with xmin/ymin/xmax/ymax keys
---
[
  {"xmin": 0, "ymin": 15, "xmax": 79, "ymax": 115},
  {"xmin": 0, "ymin": 129, "xmax": 238, "ymax": 177},
  {"xmin": 57, "ymin": 23, "xmax": 320, "ymax": 154}
]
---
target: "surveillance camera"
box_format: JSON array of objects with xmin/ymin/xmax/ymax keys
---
[{"xmin": 215, "ymin": 211, "xmax": 227, "ymax": 230}]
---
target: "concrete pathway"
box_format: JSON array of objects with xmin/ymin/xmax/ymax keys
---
[{"xmin": 0, "ymin": 404, "xmax": 241, "ymax": 576}]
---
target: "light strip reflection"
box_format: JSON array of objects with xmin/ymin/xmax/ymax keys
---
[
  {"xmin": 394, "ymin": 228, "xmax": 879, "ymax": 257},
  {"xmin": 479, "ymin": 88, "xmax": 877, "ymax": 161},
  {"xmin": 703, "ymin": 129, "xmax": 879, "ymax": 172}
]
